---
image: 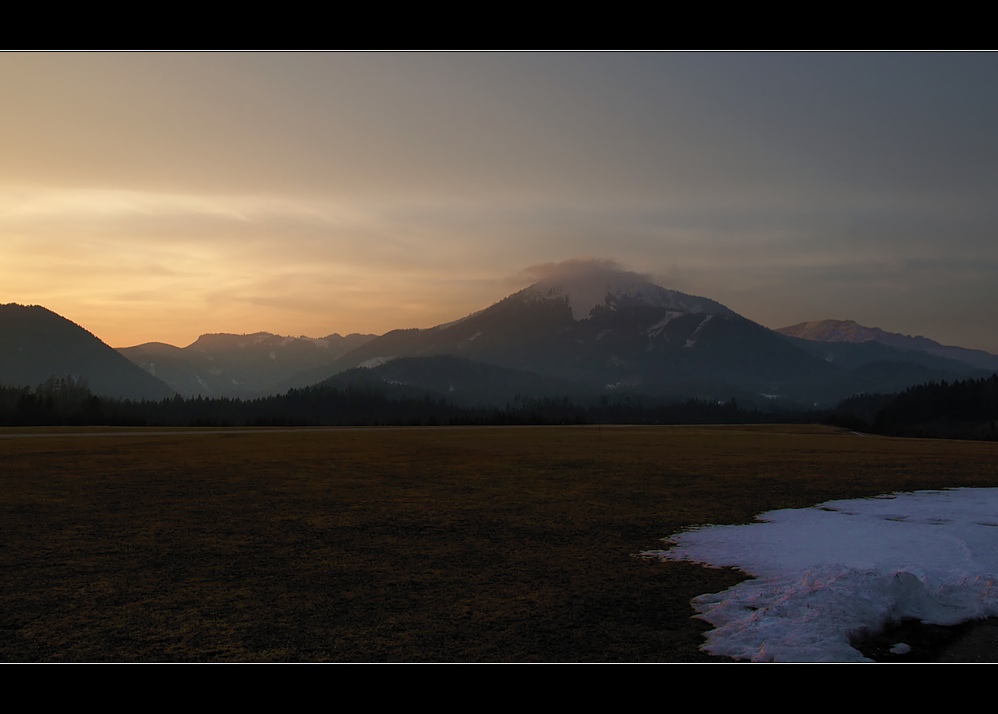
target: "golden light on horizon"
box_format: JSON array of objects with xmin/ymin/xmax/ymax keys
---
[{"xmin": 3, "ymin": 52, "xmax": 998, "ymax": 353}]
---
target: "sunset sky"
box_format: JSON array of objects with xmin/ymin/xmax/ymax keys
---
[{"xmin": 4, "ymin": 52, "xmax": 998, "ymax": 351}]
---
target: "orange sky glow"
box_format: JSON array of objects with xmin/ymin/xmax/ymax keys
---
[{"xmin": 4, "ymin": 52, "xmax": 998, "ymax": 352}]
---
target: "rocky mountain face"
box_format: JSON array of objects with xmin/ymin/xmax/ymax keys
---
[{"xmin": 0, "ymin": 304, "xmax": 176, "ymax": 400}]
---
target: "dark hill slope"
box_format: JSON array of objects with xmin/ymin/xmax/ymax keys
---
[{"xmin": 0, "ymin": 304, "xmax": 176, "ymax": 400}]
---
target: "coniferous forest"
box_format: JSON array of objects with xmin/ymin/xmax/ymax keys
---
[
  {"xmin": 4, "ymin": 373, "xmax": 997, "ymax": 440},
  {"xmin": 830, "ymin": 375, "xmax": 998, "ymax": 440},
  {"xmin": 0, "ymin": 376, "xmax": 774, "ymax": 428}
]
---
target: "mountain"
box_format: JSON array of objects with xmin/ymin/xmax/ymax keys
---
[
  {"xmin": 776, "ymin": 319, "xmax": 883, "ymax": 343},
  {"xmin": 119, "ymin": 331, "xmax": 376, "ymax": 398},
  {"xmin": 328, "ymin": 266, "xmax": 846, "ymax": 405},
  {"xmin": 776, "ymin": 319, "xmax": 998, "ymax": 372},
  {"xmin": 0, "ymin": 304, "xmax": 176, "ymax": 400}
]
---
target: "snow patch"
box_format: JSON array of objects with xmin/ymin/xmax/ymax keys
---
[
  {"xmin": 645, "ymin": 311, "xmax": 684, "ymax": 337},
  {"xmin": 684, "ymin": 314, "xmax": 713, "ymax": 348},
  {"xmin": 195, "ymin": 375, "xmax": 213, "ymax": 393},
  {"xmin": 294, "ymin": 336, "xmax": 330, "ymax": 348},
  {"xmin": 359, "ymin": 356, "xmax": 395, "ymax": 369},
  {"xmin": 521, "ymin": 268, "xmax": 731, "ymax": 322},
  {"xmin": 642, "ymin": 488, "xmax": 998, "ymax": 662}
]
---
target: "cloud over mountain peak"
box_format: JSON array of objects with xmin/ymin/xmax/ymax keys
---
[
  {"xmin": 517, "ymin": 257, "xmax": 727, "ymax": 320},
  {"xmin": 520, "ymin": 257, "xmax": 650, "ymax": 287}
]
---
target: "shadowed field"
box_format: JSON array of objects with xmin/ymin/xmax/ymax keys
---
[{"xmin": 3, "ymin": 424, "xmax": 997, "ymax": 662}]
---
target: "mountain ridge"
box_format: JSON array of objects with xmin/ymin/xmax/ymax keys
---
[
  {"xmin": 10, "ymin": 266, "xmax": 997, "ymax": 407},
  {"xmin": 777, "ymin": 318, "xmax": 998, "ymax": 372},
  {"xmin": 118, "ymin": 330, "xmax": 377, "ymax": 398}
]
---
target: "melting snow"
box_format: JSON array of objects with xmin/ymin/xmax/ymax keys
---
[
  {"xmin": 645, "ymin": 311, "xmax": 684, "ymax": 337},
  {"xmin": 642, "ymin": 488, "xmax": 998, "ymax": 662},
  {"xmin": 683, "ymin": 314, "xmax": 713, "ymax": 348},
  {"xmin": 291, "ymin": 335, "xmax": 330, "ymax": 347},
  {"xmin": 523, "ymin": 271, "xmax": 731, "ymax": 322},
  {"xmin": 359, "ymin": 356, "xmax": 395, "ymax": 369}
]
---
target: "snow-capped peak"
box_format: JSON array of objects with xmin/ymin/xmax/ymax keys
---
[{"xmin": 519, "ymin": 260, "xmax": 731, "ymax": 320}]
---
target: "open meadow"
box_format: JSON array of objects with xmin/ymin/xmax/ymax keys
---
[{"xmin": 3, "ymin": 424, "xmax": 998, "ymax": 662}]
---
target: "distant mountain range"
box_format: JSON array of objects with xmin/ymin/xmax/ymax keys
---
[
  {"xmin": 4, "ymin": 270, "xmax": 997, "ymax": 408},
  {"xmin": 118, "ymin": 331, "xmax": 375, "ymax": 398},
  {"xmin": 776, "ymin": 319, "xmax": 998, "ymax": 372}
]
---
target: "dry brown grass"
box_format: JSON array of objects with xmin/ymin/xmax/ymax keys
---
[{"xmin": 3, "ymin": 424, "xmax": 997, "ymax": 662}]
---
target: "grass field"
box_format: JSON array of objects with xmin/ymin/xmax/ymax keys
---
[{"xmin": 3, "ymin": 424, "xmax": 998, "ymax": 662}]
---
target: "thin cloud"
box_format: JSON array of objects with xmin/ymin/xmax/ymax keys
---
[{"xmin": 517, "ymin": 257, "xmax": 652, "ymax": 286}]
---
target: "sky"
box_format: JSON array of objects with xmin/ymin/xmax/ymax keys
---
[
  {"xmin": 3, "ymin": 52, "xmax": 998, "ymax": 351},
  {"xmin": 644, "ymin": 487, "xmax": 998, "ymax": 662}
]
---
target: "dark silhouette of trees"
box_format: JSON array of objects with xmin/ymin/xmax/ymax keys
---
[
  {"xmin": 829, "ymin": 374, "xmax": 998, "ymax": 440},
  {"xmin": 0, "ymin": 377, "xmax": 781, "ymax": 428}
]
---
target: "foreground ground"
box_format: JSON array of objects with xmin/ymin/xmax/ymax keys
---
[{"xmin": 2, "ymin": 424, "xmax": 997, "ymax": 662}]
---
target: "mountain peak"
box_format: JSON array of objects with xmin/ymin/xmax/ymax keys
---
[
  {"xmin": 0, "ymin": 303, "xmax": 176, "ymax": 400},
  {"xmin": 776, "ymin": 318, "xmax": 998, "ymax": 372},
  {"xmin": 517, "ymin": 259, "xmax": 731, "ymax": 320},
  {"xmin": 776, "ymin": 319, "xmax": 885, "ymax": 343}
]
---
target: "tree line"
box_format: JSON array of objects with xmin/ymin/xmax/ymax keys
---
[
  {"xmin": 12, "ymin": 373, "xmax": 996, "ymax": 438},
  {"xmin": 829, "ymin": 374, "xmax": 998, "ymax": 440},
  {"xmin": 0, "ymin": 376, "xmax": 774, "ymax": 427}
]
